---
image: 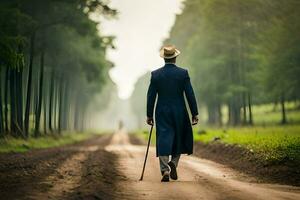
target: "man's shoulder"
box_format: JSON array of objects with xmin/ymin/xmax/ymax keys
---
[
  {"xmin": 151, "ymin": 66, "xmax": 164, "ymax": 75},
  {"xmin": 174, "ymin": 65, "xmax": 188, "ymax": 73}
]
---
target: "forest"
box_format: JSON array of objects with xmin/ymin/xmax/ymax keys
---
[
  {"xmin": 166, "ymin": 0, "xmax": 300, "ymax": 126},
  {"xmin": 0, "ymin": 0, "xmax": 116, "ymax": 138},
  {"xmin": 131, "ymin": 0, "xmax": 300, "ymax": 127}
]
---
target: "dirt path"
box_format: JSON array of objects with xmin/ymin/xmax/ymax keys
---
[
  {"xmin": 106, "ymin": 130, "xmax": 300, "ymax": 200},
  {"xmin": 1, "ymin": 131, "xmax": 299, "ymax": 200}
]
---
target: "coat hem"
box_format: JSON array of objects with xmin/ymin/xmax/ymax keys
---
[{"xmin": 156, "ymin": 152, "xmax": 193, "ymax": 157}]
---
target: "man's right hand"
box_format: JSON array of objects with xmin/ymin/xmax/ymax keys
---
[
  {"xmin": 192, "ymin": 115, "xmax": 199, "ymax": 125},
  {"xmin": 146, "ymin": 117, "xmax": 154, "ymax": 126}
]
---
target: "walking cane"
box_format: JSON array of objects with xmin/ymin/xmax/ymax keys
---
[{"xmin": 139, "ymin": 124, "xmax": 154, "ymax": 181}]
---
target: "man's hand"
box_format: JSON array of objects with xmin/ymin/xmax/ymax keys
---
[
  {"xmin": 192, "ymin": 115, "xmax": 199, "ymax": 125},
  {"xmin": 146, "ymin": 117, "xmax": 154, "ymax": 126}
]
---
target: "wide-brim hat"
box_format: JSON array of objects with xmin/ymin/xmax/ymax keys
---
[{"xmin": 159, "ymin": 45, "xmax": 181, "ymax": 59}]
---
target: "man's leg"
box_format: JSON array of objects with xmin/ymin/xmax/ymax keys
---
[
  {"xmin": 171, "ymin": 154, "xmax": 181, "ymax": 167},
  {"xmin": 159, "ymin": 156, "xmax": 170, "ymax": 182},
  {"xmin": 159, "ymin": 156, "xmax": 170, "ymax": 175},
  {"xmin": 168, "ymin": 154, "xmax": 180, "ymax": 180}
]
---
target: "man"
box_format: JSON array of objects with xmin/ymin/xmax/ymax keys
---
[{"xmin": 146, "ymin": 44, "xmax": 199, "ymax": 182}]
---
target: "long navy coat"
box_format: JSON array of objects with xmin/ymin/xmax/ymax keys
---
[{"xmin": 147, "ymin": 63, "xmax": 198, "ymax": 157}]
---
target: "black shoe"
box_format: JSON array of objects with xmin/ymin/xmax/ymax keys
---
[
  {"xmin": 161, "ymin": 171, "xmax": 170, "ymax": 182},
  {"xmin": 168, "ymin": 161, "xmax": 178, "ymax": 180}
]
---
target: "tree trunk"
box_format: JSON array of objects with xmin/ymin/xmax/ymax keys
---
[
  {"xmin": 0, "ymin": 68, "xmax": 4, "ymax": 136},
  {"xmin": 24, "ymin": 33, "xmax": 35, "ymax": 137},
  {"xmin": 53, "ymin": 81, "xmax": 57, "ymax": 131},
  {"xmin": 80, "ymin": 106, "xmax": 86, "ymax": 132},
  {"xmin": 242, "ymin": 92, "xmax": 247, "ymax": 125},
  {"xmin": 280, "ymin": 93, "xmax": 287, "ymax": 124},
  {"xmin": 227, "ymin": 55, "xmax": 242, "ymax": 126},
  {"xmin": 233, "ymin": 105, "xmax": 241, "ymax": 126},
  {"xmin": 228, "ymin": 98, "xmax": 241, "ymax": 126},
  {"xmin": 62, "ymin": 80, "xmax": 69, "ymax": 131},
  {"xmin": 217, "ymin": 103, "xmax": 222, "ymax": 126},
  {"xmin": 4, "ymin": 66, "xmax": 9, "ymax": 133},
  {"xmin": 247, "ymin": 92, "xmax": 253, "ymax": 125},
  {"xmin": 207, "ymin": 103, "xmax": 217, "ymax": 125},
  {"xmin": 74, "ymin": 95, "xmax": 79, "ymax": 131},
  {"xmin": 207, "ymin": 102, "xmax": 222, "ymax": 126},
  {"xmin": 58, "ymin": 77, "xmax": 64, "ymax": 134},
  {"xmin": 34, "ymin": 49, "xmax": 45, "ymax": 137},
  {"xmin": 227, "ymin": 102, "xmax": 231, "ymax": 126},
  {"xmin": 9, "ymin": 68, "xmax": 17, "ymax": 136},
  {"xmin": 33, "ymin": 70, "xmax": 39, "ymax": 129},
  {"xmin": 235, "ymin": 96, "xmax": 242, "ymax": 126},
  {"xmin": 48, "ymin": 69, "xmax": 54, "ymax": 132},
  {"xmin": 14, "ymin": 45, "xmax": 25, "ymax": 138},
  {"xmin": 15, "ymin": 66, "xmax": 24, "ymax": 137},
  {"xmin": 43, "ymin": 84, "xmax": 47, "ymax": 134}
]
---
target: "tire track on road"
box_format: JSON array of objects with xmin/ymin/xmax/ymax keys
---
[{"xmin": 28, "ymin": 135, "xmax": 112, "ymax": 200}]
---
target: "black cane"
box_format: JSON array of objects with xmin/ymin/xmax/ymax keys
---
[{"xmin": 139, "ymin": 124, "xmax": 154, "ymax": 181}]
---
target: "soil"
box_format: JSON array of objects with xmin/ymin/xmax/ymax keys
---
[
  {"xmin": 128, "ymin": 133, "xmax": 146, "ymax": 145},
  {"xmin": 193, "ymin": 141, "xmax": 300, "ymax": 186},
  {"xmin": 0, "ymin": 134, "xmax": 123, "ymax": 200},
  {"xmin": 0, "ymin": 131, "xmax": 299, "ymax": 200}
]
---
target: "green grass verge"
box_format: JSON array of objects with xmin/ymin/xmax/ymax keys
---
[
  {"xmin": 0, "ymin": 132, "xmax": 104, "ymax": 153},
  {"xmin": 194, "ymin": 125, "xmax": 300, "ymax": 163},
  {"xmin": 133, "ymin": 128, "xmax": 157, "ymax": 144}
]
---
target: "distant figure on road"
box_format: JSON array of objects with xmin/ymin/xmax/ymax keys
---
[
  {"xmin": 146, "ymin": 45, "xmax": 199, "ymax": 182},
  {"xmin": 118, "ymin": 120, "xmax": 124, "ymax": 131}
]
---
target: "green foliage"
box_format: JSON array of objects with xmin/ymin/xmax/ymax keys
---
[
  {"xmin": 0, "ymin": 7, "xmax": 36, "ymax": 68},
  {"xmin": 0, "ymin": 0, "xmax": 117, "ymax": 137},
  {"xmin": 254, "ymin": 0, "xmax": 300, "ymax": 100},
  {"xmin": 165, "ymin": 0, "xmax": 300, "ymax": 125},
  {"xmin": 0, "ymin": 132, "xmax": 105, "ymax": 153},
  {"xmin": 194, "ymin": 125, "xmax": 300, "ymax": 162},
  {"xmin": 0, "ymin": 38, "xmax": 25, "ymax": 70}
]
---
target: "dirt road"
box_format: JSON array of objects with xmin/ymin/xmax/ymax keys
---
[
  {"xmin": 0, "ymin": 131, "xmax": 299, "ymax": 200},
  {"xmin": 107, "ymin": 130, "xmax": 300, "ymax": 200}
]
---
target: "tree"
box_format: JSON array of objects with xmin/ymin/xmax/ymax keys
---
[
  {"xmin": 0, "ymin": 0, "xmax": 117, "ymax": 137},
  {"xmin": 164, "ymin": 0, "xmax": 300, "ymax": 126}
]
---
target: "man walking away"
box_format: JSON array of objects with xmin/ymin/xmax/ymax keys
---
[{"xmin": 146, "ymin": 44, "xmax": 199, "ymax": 182}]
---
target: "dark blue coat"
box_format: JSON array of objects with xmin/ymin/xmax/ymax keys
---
[{"xmin": 147, "ymin": 64, "xmax": 198, "ymax": 157}]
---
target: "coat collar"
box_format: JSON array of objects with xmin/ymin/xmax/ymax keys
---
[{"xmin": 164, "ymin": 63, "xmax": 176, "ymax": 67}]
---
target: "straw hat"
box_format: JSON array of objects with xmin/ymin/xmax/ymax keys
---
[{"xmin": 160, "ymin": 45, "xmax": 181, "ymax": 59}]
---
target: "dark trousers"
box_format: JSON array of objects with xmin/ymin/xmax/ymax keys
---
[{"xmin": 159, "ymin": 154, "xmax": 180, "ymax": 174}]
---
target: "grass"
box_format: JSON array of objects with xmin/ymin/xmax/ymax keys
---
[
  {"xmin": 136, "ymin": 125, "xmax": 300, "ymax": 164},
  {"xmin": 133, "ymin": 102, "xmax": 300, "ymax": 166},
  {"xmin": 198, "ymin": 101, "xmax": 300, "ymax": 125},
  {"xmin": 251, "ymin": 102, "xmax": 300, "ymax": 125},
  {"xmin": 132, "ymin": 128, "xmax": 157, "ymax": 145},
  {"xmin": 137, "ymin": 125, "xmax": 300, "ymax": 163},
  {"xmin": 194, "ymin": 125, "xmax": 300, "ymax": 163},
  {"xmin": 0, "ymin": 132, "xmax": 104, "ymax": 153}
]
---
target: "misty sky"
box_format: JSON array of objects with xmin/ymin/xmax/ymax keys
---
[{"xmin": 100, "ymin": 0, "xmax": 183, "ymax": 99}]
